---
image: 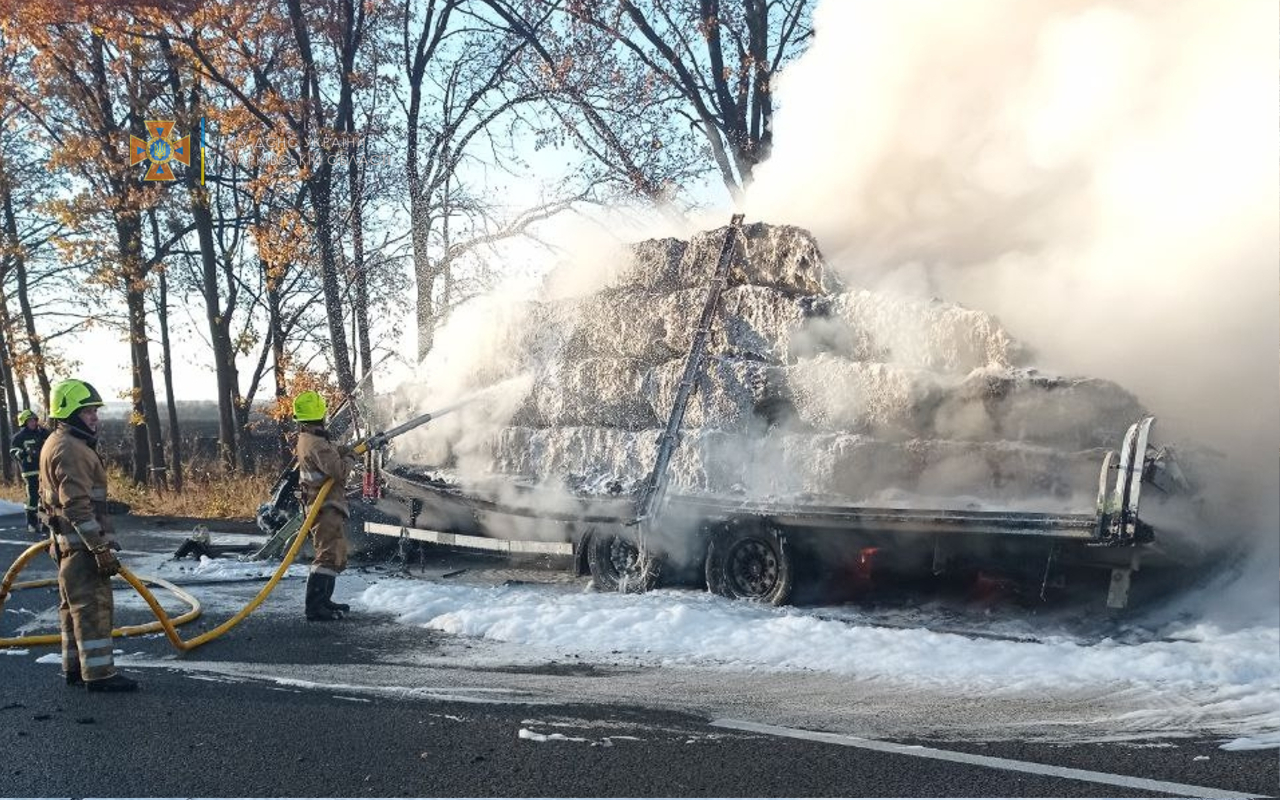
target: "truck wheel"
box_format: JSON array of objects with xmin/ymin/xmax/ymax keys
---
[
  {"xmin": 586, "ymin": 531, "xmax": 661, "ymax": 593},
  {"xmin": 705, "ymin": 524, "xmax": 794, "ymax": 605}
]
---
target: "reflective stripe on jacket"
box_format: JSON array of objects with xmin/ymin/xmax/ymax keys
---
[
  {"xmin": 296, "ymin": 428, "xmax": 352, "ymax": 517},
  {"xmin": 39, "ymin": 427, "xmax": 113, "ymax": 545}
]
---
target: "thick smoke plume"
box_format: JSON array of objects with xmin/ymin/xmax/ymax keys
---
[
  {"xmin": 381, "ymin": 0, "xmax": 1275, "ymax": 617},
  {"xmin": 746, "ymin": 0, "xmax": 1279, "ymax": 618}
]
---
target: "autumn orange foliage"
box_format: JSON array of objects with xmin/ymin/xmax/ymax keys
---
[{"xmin": 0, "ymin": 0, "xmax": 197, "ymax": 29}]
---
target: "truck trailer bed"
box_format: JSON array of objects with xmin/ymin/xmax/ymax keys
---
[{"xmin": 367, "ymin": 418, "xmax": 1178, "ymax": 609}]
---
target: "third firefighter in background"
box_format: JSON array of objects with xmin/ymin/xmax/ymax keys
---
[{"xmin": 11, "ymin": 409, "xmax": 49, "ymax": 536}]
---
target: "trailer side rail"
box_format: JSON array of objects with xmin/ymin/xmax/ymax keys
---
[{"xmin": 380, "ymin": 473, "xmax": 1110, "ymax": 544}]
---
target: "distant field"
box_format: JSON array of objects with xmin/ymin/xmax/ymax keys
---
[{"xmin": 92, "ymin": 417, "xmax": 291, "ymax": 474}]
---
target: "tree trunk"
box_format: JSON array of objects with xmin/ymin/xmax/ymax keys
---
[
  {"xmin": 266, "ymin": 268, "xmax": 291, "ymax": 467},
  {"xmin": 159, "ymin": 35, "xmax": 239, "ymax": 473},
  {"xmin": 286, "ymin": 0, "xmax": 358, "ymax": 398},
  {"xmin": 117, "ymin": 213, "xmax": 167, "ymax": 488},
  {"xmin": 126, "ymin": 283, "xmax": 168, "ymax": 488},
  {"xmin": 157, "ymin": 266, "xmax": 184, "ymax": 493},
  {"xmin": 348, "ymin": 134, "xmax": 373, "ymax": 391},
  {"xmin": 409, "ymin": 192, "xmax": 436, "ymax": 361},
  {"xmin": 438, "ymin": 152, "xmax": 453, "ymax": 316},
  {"xmin": 15, "ymin": 367, "xmax": 29, "ymax": 410},
  {"xmin": 127, "ymin": 334, "xmax": 149, "ymax": 485},
  {"xmin": 231, "ymin": 360, "xmax": 257, "ymax": 472},
  {"xmin": 192, "ymin": 183, "xmax": 240, "ymax": 472},
  {"xmin": 0, "ymin": 410, "xmax": 10, "ymax": 483},
  {"xmin": 0, "ymin": 301, "xmax": 31, "ymax": 411},
  {"xmin": 99, "ymin": 36, "xmax": 166, "ymax": 487},
  {"xmin": 0, "ymin": 323, "xmax": 15, "ymax": 482},
  {"xmin": 311, "ymin": 172, "xmax": 357, "ymax": 397},
  {"xmin": 405, "ymin": 4, "xmax": 432, "ymax": 363},
  {"xmin": 0, "ymin": 330, "xmax": 17, "ymax": 430},
  {"xmin": 0, "ymin": 162, "xmax": 50, "ymax": 405}
]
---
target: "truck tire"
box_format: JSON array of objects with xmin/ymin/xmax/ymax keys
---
[
  {"xmin": 705, "ymin": 523, "xmax": 794, "ymax": 605},
  {"xmin": 586, "ymin": 531, "xmax": 661, "ymax": 593}
]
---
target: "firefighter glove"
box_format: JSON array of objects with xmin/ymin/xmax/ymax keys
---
[{"xmin": 91, "ymin": 545, "xmax": 121, "ymax": 577}]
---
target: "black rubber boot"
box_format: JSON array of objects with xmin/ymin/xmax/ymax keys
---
[
  {"xmin": 86, "ymin": 673, "xmax": 138, "ymax": 693},
  {"xmin": 322, "ymin": 575, "xmax": 350, "ymax": 614},
  {"xmin": 305, "ymin": 574, "xmax": 341, "ymax": 621},
  {"xmin": 65, "ymin": 669, "xmax": 83, "ymax": 687}
]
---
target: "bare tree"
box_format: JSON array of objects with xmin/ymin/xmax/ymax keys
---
[
  {"xmin": 397, "ymin": 0, "xmax": 614, "ymax": 360},
  {"xmin": 524, "ymin": 0, "xmax": 813, "ymax": 201}
]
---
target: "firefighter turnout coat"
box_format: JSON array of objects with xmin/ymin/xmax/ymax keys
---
[
  {"xmin": 296, "ymin": 427, "xmax": 354, "ymax": 575},
  {"xmin": 38, "ymin": 426, "xmax": 120, "ymax": 681}
]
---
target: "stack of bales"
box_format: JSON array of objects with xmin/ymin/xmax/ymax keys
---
[{"xmin": 462, "ymin": 223, "xmax": 1146, "ymax": 508}]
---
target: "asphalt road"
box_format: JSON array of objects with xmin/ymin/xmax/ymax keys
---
[{"xmin": 0, "ymin": 516, "xmax": 1274, "ymax": 798}]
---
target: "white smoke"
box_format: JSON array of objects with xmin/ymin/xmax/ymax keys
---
[
  {"xmin": 746, "ymin": 0, "xmax": 1279, "ymax": 611},
  {"xmin": 385, "ymin": 292, "xmax": 536, "ymax": 472},
  {"xmin": 379, "ymin": 0, "xmax": 1277, "ymax": 604}
]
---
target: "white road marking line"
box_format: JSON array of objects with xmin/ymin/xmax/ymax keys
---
[{"xmin": 710, "ymin": 719, "xmax": 1262, "ymax": 799}]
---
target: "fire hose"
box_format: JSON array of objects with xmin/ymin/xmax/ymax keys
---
[
  {"xmin": 0, "ymin": 477, "xmax": 334, "ymax": 651},
  {"xmin": 0, "ymin": 538, "xmax": 201, "ymax": 648},
  {"xmin": 0, "ymin": 396, "xmax": 468, "ymax": 652}
]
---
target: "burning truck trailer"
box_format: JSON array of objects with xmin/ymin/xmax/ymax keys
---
[{"xmin": 354, "ymin": 219, "xmax": 1204, "ymax": 609}]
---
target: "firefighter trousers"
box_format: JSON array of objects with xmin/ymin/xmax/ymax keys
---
[
  {"xmin": 56, "ymin": 549, "xmax": 117, "ymax": 681},
  {"xmin": 309, "ymin": 506, "xmax": 349, "ymax": 576},
  {"xmin": 22, "ymin": 472, "xmax": 38, "ymax": 529}
]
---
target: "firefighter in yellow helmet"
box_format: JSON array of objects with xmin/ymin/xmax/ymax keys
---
[
  {"xmin": 40, "ymin": 379, "xmax": 137, "ymax": 691},
  {"xmin": 293, "ymin": 390, "xmax": 357, "ymax": 621},
  {"xmin": 10, "ymin": 408, "xmax": 49, "ymax": 536}
]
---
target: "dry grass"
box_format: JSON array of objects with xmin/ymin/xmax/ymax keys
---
[{"xmin": 0, "ymin": 464, "xmax": 278, "ymax": 520}]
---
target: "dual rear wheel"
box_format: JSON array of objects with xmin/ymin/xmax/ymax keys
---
[{"xmin": 705, "ymin": 523, "xmax": 794, "ymax": 606}]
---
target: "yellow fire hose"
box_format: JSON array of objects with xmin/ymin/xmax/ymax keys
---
[{"xmin": 0, "ymin": 478, "xmax": 333, "ymax": 652}]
